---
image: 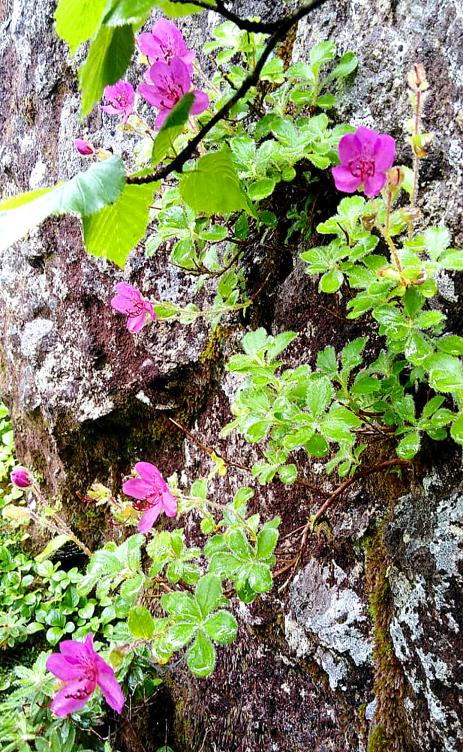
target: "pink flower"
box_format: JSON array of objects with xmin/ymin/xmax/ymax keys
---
[
  {"xmin": 111, "ymin": 282, "xmax": 156, "ymax": 334},
  {"xmin": 73, "ymin": 139, "xmax": 94, "ymax": 156},
  {"xmin": 46, "ymin": 634, "xmax": 125, "ymax": 717},
  {"xmin": 102, "ymin": 81, "xmax": 135, "ymax": 124},
  {"xmin": 138, "ymin": 58, "xmax": 209, "ymax": 129},
  {"xmin": 332, "ymin": 126, "xmax": 396, "ymax": 198},
  {"xmin": 123, "ymin": 462, "xmax": 177, "ymax": 534},
  {"xmin": 10, "ymin": 466, "xmax": 33, "ymax": 488},
  {"xmin": 137, "ymin": 19, "xmax": 195, "ymax": 71}
]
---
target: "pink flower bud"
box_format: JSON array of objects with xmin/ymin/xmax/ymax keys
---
[
  {"xmin": 10, "ymin": 466, "xmax": 33, "ymax": 488},
  {"xmin": 73, "ymin": 138, "xmax": 95, "ymax": 156}
]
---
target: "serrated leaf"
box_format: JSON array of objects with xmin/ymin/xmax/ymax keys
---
[
  {"xmin": 79, "ymin": 24, "xmax": 135, "ymax": 118},
  {"xmin": 326, "ymin": 51, "xmax": 358, "ymax": 82},
  {"xmin": 0, "ymin": 156, "xmax": 126, "ymax": 252},
  {"xmin": 186, "ymin": 630, "xmax": 216, "ymax": 677},
  {"xmin": 55, "ymin": 0, "xmax": 109, "ymax": 54},
  {"xmin": 128, "ymin": 605, "xmax": 155, "ymax": 639},
  {"xmin": 104, "ymin": 0, "xmax": 155, "ymax": 26},
  {"xmin": 195, "ymin": 574, "xmax": 223, "ymax": 617},
  {"xmin": 396, "ymin": 431, "xmax": 421, "ymax": 459},
  {"xmin": 248, "ymin": 562, "xmax": 273, "ymax": 593},
  {"xmin": 256, "ymin": 527, "xmax": 279, "ymax": 559},
  {"xmin": 204, "ymin": 610, "xmax": 238, "ymax": 645},
  {"xmin": 450, "ymin": 413, "xmax": 463, "ymax": 445},
  {"xmin": 180, "ymin": 148, "xmax": 252, "ymax": 217},
  {"xmin": 83, "ymin": 182, "xmax": 155, "ymax": 267}
]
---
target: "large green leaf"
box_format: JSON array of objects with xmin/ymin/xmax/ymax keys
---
[
  {"xmin": 0, "ymin": 157, "xmax": 125, "ymax": 253},
  {"xmin": 79, "ymin": 24, "xmax": 135, "ymax": 117},
  {"xmin": 155, "ymin": 0, "xmax": 210, "ymax": 17},
  {"xmin": 104, "ymin": 0, "xmax": 156, "ymax": 26},
  {"xmin": 83, "ymin": 183, "xmax": 156, "ymax": 267},
  {"xmin": 180, "ymin": 148, "xmax": 253, "ymax": 217},
  {"xmin": 55, "ymin": 0, "xmax": 110, "ymax": 54},
  {"xmin": 152, "ymin": 93, "xmax": 195, "ymax": 165}
]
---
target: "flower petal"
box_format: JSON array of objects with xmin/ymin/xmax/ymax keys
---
[
  {"xmin": 155, "ymin": 109, "xmax": 170, "ymax": 129},
  {"xmin": 162, "ymin": 491, "xmax": 177, "ymax": 517},
  {"xmin": 170, "ymin": 57, "xmax": 191, "ymax": 93},
  {"xmin": 50, "ymin": 681, "xmax": 93, "ymax": 717},
  {"xmin": 338, "ymin": 132, "xmax": 361, "ymax": 165},
  {"xmin": 46, "ymin": 654, "xmax": 81, "ymax": 681},
  {"xmin": 138, "ymin": 503, "xmax": 162, "ymax": 533},
  {"xmin": 59, "ymin": 639, "xmax": 87, "ymax": 659},
  {"xmin": 127, "ymin": 313, "xmax": 147, "ymax": 333},
  {"xmin": 332, "ymin": 165, "xmax": 361, "ymax": 193},
  {"xmin": 355, "ymin": 126, "xmax": 380, "ymax": 153},
  {"xmin": 364, "ymin": 172, "xmax": 387, "ymax": 197},
  {"xmin": 96, "ymin": 663, "xmax": 125, "ymax": 714},
  {"xmin": 123, "ymin": 477, "xmax": 153, "ymax": 500},
  {"xmin": 190, "ymin": 90, "xmax": 209, "ymax": 116},
  {"xmin": 134, "ymin": 462, "xmax": 163, "ymax": 485},
  {"xmin": 374, "ymin": 134, "xmax": 396, "ymax": 170}
]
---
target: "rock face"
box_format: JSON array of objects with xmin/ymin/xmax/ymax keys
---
[{"xmin": 1, "ymin": 0, "xmax": 462, "ymax": 750}]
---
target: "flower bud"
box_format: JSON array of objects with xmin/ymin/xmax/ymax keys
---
[
  {"xmin": 387, "ymin": 167, "xmax": 405, "ymax": 189},
  {"xmin": 407, "ymin": 63, "xmax": 429, "ymax": 92},
  {"xmin": 73, "ymin": 138, "xmax": 95, "ymax": 156},
  {"xmin": 10, "ymin": 466, "xmax": 33, "ymax": 488}
]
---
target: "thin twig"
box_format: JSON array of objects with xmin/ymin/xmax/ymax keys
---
[
  {"xmin": 127, "ymin": 0, "xmax": 329, "ymax": 187},
  {"xmin": 170, "ymin": 0, "xmax": 278, "ymax": 33}
]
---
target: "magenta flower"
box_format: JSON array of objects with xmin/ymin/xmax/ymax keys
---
[
  {"xmin": 73, "ymin": 138, "xmax": 95, "ymax": 156},
  {"xmin": 138, "ymin": 58, "xmax": 209, "ymax": 129},
  {"xmin": 102, "ymin": 81, "xmax": 135, "ymax": 124},
  {"xmin": 332, "ymin": 126, "xmax": 396, "ymax": 198},
  {"xmin": 10, "ymin": 466, "xmax": 33, "ymax": 488},
  {"xmin": 123, "ymin": 462, "xmax": 177, "ymax": 534},
  {"xmin": 111, "ymin": 282, "xmax": 156, "ymax": 334},
  {"xmin": 138, "ymin": 19, "xmax": 195, "ymax": 71},
  {"xmin": 46, "ymin": 634, "xmax": 125, "ymax": 717}
]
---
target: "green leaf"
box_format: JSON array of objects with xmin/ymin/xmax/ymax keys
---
[
  {"xmin": 306, "ymin": 375, "xmax": 333, "ymax": 418},
  {"xmin": 187, "ymin": 630, "xmax": 216, "ymax": 677},
  {"xmin": 204, "ymin": 610, "xmax": 238, "ymax": 645},
  {"xmin": 439, "ymin": 248, "xmax": 463, "ymax": 270},
  {"xmin": 248, "ymin": 178, "xmax": 276, "ymax": 202},
  {"xmin": 195, "ymin": 574, "xmax": 223, "ymax": 617},
  {"xmin": 128, "ymin": 605, "xmax": 155, "ymax": 639},
  {"xmin": 167, "ymin": 621, "xmax": 197, "ymax": 649},
  {"xmin": 326, "ymin": 51, "xmax": 358, "ymax": 81},
  {"xmin": 161, "ymin": 592, "xmax": 202, "ymax": 622},
  {"xmin": 55, "ymin": 0, "xmax": 109, "ymax": 54},
  {"xmin": 180, "ymin": 148, "xmax": 252, "ymax": 216},
  {"xmin": 256, "ymin": 527, "xmax": 279, "ymax": 559},
  {"xmin": 319, "ymin": 268, "xmax": 343, "ymax": 293},
  {"xmin": 35, "ymin": 535, "xmax": 72, "ymax": 563},
  {"xmin": 155, "ymin": 0, "xmax": 208, "ymax": 17},
  {"xmin": 310, "ymin": 40, "xmax": 336, "ymax": 70},
  {"xmin": 450, "ymin": 413, "xmax": 463, "ymax": 445},
  {"xmin": 104, "ymin": 0, "xmax": 155, "ymax": 26},
  {"xmin": 278, "ymin": 464, "xmax": 298, "ymax": 485},
  {"xmin": 83, "ymin": 182, "xmax": 155, "ymax": 267},
  {"xmin": 248, "ymin": 563, "xmax": 273, "ymax": 593},
  {"xmin": 396, "ymin": 431, "xmax": 421, "ymax": 459},
  {"xmin": 228, "ymin": 528, "xmax": 253, "ymax": 561},
  {"xmin": 79, "ymin": 24, "xmax": 135, "ymax": 118},
  {"xmin": 0, "ymin": 157, "xmax": 125, "ymax": 253},
  {"xmin": 152, "ymin": 93, "xmax": 195, "ymax": 165},
  {"xmin": 437, "ymin": 335, "xmax": 463, "ymax": 355}
]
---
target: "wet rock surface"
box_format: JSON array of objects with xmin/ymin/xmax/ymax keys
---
[{"xmin": 1, "ymin": 0, "xmax": 462, "ymax": 749}]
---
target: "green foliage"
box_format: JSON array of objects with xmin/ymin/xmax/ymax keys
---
[
  {"xmin": 0, "ymin": 157, "xmax": 126, "ymax": 253},
  {"xmin": 83, "ymin": 183, "xmax": 157, "ymax": 267},
  {"xmin": 79, "ymin": 24, "xmax": 135, "ymax": 117},
  {"xmin": 179, "ymin": 148, "xmax": 253, "ymax": 216}
]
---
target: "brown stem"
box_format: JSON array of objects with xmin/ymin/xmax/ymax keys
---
[
  {"xmin": 127, "ymin": 0, "xmax": 329, "ymax": 186},
  {"xmin": 310, "ymin": 458, "xmax": 411, "ymax": 529}
]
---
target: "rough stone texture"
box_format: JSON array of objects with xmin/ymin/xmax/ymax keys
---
[{"xmin": 1, "ymin": 0, "xmax": 463, "ymax": 750}]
